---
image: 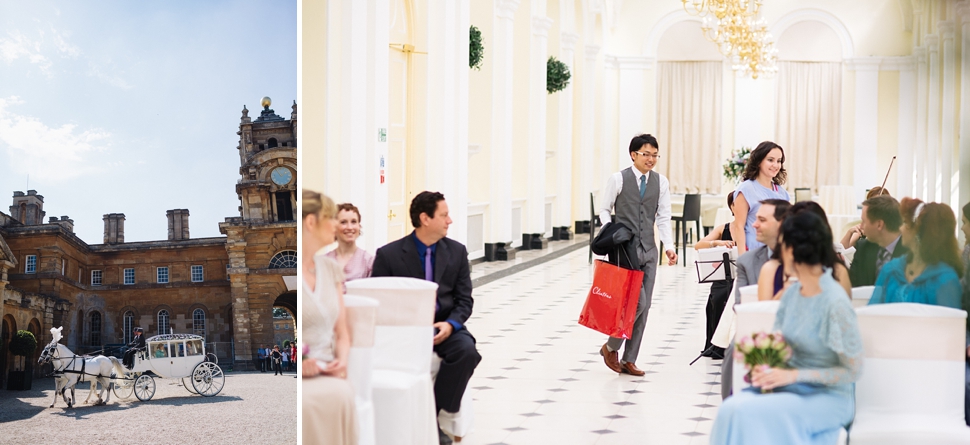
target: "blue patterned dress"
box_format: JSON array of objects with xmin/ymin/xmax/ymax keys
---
[
  {"xmin": 710, "ymin": 269, "xmax": 863, "ymax": 444},
  {"xmin": 733, "ymin": 179, "xmax": 790, "ymax": 251}
]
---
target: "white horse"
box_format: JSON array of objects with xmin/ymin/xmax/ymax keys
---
[{"xmin": 38, "ymin": 327, "xmax": 127, "ymax": 408}]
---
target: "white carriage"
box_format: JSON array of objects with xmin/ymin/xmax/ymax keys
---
[{"xmin": 113, "ymin": 334, "xmax": 225, "ymax": 401}]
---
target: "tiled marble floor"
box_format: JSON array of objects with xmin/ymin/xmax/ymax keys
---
[
  {"xmin": 470, "ymin": 234, "xmax": 591, "ymax": 283},
  {"xmin": 461, "ymin": 247, "xmax": 721, "ymax": 445}
]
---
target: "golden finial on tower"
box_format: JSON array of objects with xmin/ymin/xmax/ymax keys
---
[{"xmin": 261, "ymin": 96, "xmax": 272, "ymax": 109}]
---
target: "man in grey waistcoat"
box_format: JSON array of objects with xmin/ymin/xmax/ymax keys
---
[{"xmin": 595, "ymin": 134, "xmax": 677, "ymax": 376}]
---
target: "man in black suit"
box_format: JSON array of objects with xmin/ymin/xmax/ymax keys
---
[
  {"xmin": 849, "ymin": 195, "xmax": 908, "ymax": 286},
  {"xmin": 123, "ymin": 327, "xmax": 146, "ymax": 369},
  {"xmin": 372, "ymin": 191, "xmax": 482, "ymax": 445}
]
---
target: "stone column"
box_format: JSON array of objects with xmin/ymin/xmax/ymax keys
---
[
  {"xmin": 926, "ymin": 35, "xmax": 940, "ymax": 202},
  {"xmin": 914, "ymin": 46, "xmax": 928, "ymax": 200},
  {"xmin": 940, "ymin": 21, "xmax": 957, "ymax": 207},
  {"xmin": 555, "ymin": 32, "xmax": 579, "ymax": 240},
  {"xmin": 896, "ymin": 58, "xmax": 917, "ymax": 198},
  {"xmin": 485, "ymin": 0, "xmax": 520, "ymax": 261},
  {"xmin": 574, "ymin": 44, "xmax": 600, "ymax": 233},
  {"xmin": 424, "ymin": 0, "xmax": 470, "ymax": 245},
  {"xmin": 850, "ymin": 58, "xmax": 882, "ymax": 204},
  {"xmin": 960, "ymin": 6, "xmax": 970, "ymax": 235},
  {"xmin": 523, "ymin": 14, "xmax": 553, "ymax": 249}
]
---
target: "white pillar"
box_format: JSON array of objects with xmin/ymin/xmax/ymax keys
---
[
  {"xmin": 896, "ymin": 58, "xmax": 917, "ymax": 198},
  {"xmin": 926, "ymin": 35, "xmax": 940, "ymax": 202},
  {"xmin": 941, "ymin": 21, "xmax": 957, "ymax": 208},
  {"xmin": 850, "ymin": 58, "xmax": 882, "ymax": 204},
  {"xmin": 424, "ymin": 0, "xmax": 470, "ymax": 245},
  {"xmin": 526, "ymin": 14, "xmax": 553, "ymax": 240},
  {"xmin": 960, "ymin": 8, "xmax": 970, "ymax": 223},
  {"xmin": 574, "ymin": 44, "xmax": 600, "ymax": 228},
  {"xmin": 556, "ymin": 32, "xmax": 578, "ymax": 233},
  {"xmin": 324, "ymin": 0, "xmax": 390, "ymax": 252},
  {"xmin": 914, "ymin": 46, "xmax": 928, "ymax": 200},
  {"xmin": 488, "ymin": 0, "xmax": 520, "ymax": 248},
  {"xmin": 616, "ymin": 57, "xmax": 652, "ymax": 170}
]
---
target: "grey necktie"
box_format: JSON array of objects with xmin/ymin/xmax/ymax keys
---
[
  {"xmin": 875, "ymin": 247, "xmax": 892, "ymax": 275},
  {"xmin": 639, "ymin": 175, "xmax": 646, "ymax": 199}
]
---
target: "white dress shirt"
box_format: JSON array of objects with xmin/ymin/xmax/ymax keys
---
[{"xmin": 597, "ymin": 167, "xmax": 675, "ymax": 250}]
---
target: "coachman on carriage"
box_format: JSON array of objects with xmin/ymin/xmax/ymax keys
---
[{"xmin": 39, "ymin": 326, "xmax": 225, "ymax": 408}]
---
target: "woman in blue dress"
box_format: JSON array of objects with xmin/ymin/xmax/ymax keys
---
[
  {"xmin": 711, "ymin": 211, "xmax": 863, "ymax": 445},
  {"xmin": 731, "ymin": 141, "xmax": 791, "ymax": 254},
  {"xmin": 868, "ymin": 198, "xmax": 963, "ymax": 309},
  {"xmin": 960, "ymin": 202, "xmax": 970, "ymax": 426}
]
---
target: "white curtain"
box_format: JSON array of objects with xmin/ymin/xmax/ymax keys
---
[
  {"xmin": 774, "ymin": 61, "xmax": 842, "ymax": 191},
  {"xmin": 656, "ymin": 61, "xmax": 723, "ymax": 194}
]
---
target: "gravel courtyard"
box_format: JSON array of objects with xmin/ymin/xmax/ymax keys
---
[{"xmin": 0, "ymin": 371, "xmax": 297, "ymax": 442}]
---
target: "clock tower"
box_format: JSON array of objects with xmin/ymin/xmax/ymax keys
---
[{"xmin": 219, "ymin": 97, "xmax": 297, "ymax": 369}]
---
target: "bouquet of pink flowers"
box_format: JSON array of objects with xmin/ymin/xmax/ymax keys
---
[{"xmin": 735, "ymin": 331, "xmax": 793, "ymax": 393}]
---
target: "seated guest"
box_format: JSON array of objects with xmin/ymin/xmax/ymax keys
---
[
  {"xmin": 710, "ymin": 211, "xmax": 863, "ymax": 444},
  {"xmin": 868, "ymin": 199, "xmax": 963, "ymax": 308},
  {"xmin": 372, "ymin": 191, "xmax": 482, "ymax": 445},
  {"xmin": 721, "ymin": 198, "xmax": 790, "ymax": 399},
  {"xmin": 840, "ymin": 186, "xmax": 891, "ymax": 249},
  {"xmin": 960, "ymin": 203, "xmax": 970, "ymax": 426},
  {"xmin": 695, "ymin": 192, "xmax": 737, "ymax": 359},
  {"xmin": 848, "ymin": 195, "xmax": 908, "ymax": 286},
  {"xmin": 758, "ymin": 201, "xmax": 852, "ymax": 301},
  {"xmin": 301, "ymin": 189, "xmax": 357, "ymax": 445},
  {"xmin": 325, "ymin": 203, "xmax": 375, "ymax": 281}
]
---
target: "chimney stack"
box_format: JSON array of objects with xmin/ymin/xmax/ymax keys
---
[
  {"xmin": 167, "ymin": 209, "xmax": 190, "ymax": 240},
  {"xmin": 49, "ymin": 215, "xmax": 75, "ymax": 233},
  {"xmin": 103, "ymin": 213, "xmax": 125, "ymax": 244},
  {"xmin": 10, "ymin": 190, "xmax": 46, "ymax": 225}
]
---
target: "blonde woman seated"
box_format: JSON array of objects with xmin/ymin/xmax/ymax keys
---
[
  {"xmin": 758, "ymin": 201, "xmax": 851, "ymax": 301},
  {"xmin": 302, "ymin": 189, "xmax": 358, "ymax": 445}
]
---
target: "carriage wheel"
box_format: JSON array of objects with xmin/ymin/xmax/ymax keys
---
[
  {"xmin": 204, "ymin": 353, "xmax": 218, "ymax": 364},
  {"xmin": 134, "ymin": 374, "xmax": 156, "ymax": 401},
  {"xmin": 181, "ymin": 377, "xmax": 198, "ymax": 394},
  {"xmin": 113, "ymin": 377, "xmax": 134, "ymax": 400},
  {"xmin": 190, "ymin": 362, "xmax": 225, "ymax": 397}
]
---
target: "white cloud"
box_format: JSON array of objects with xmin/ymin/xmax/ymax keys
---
[
  {"xmin": 0, "ymin": 97, "xmax": 110, "ymax": 183},
  {"xmin": 87, "ymin": 61, "xmax": 133, "ymax": 90},
  {"xmin": 0, "ymin": 31, "xmax": 52, "ymax": 75}
]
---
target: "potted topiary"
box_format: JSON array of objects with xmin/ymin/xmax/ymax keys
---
[{"xmin": 7, "ymin": 330, "xmax": 37, "ymax": 390}]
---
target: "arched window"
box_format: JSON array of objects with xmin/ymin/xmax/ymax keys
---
[
  {"xmin": 268, "ymin": 250, "xmax": 297, "ymax": 269},
  {"xmin": 89, "ymin": 312, "xmax": 102, "ymax": 346},
  {"xmin": 123, "ymin": 311, "xmax": 134, "ymax": 344},
  {"xmin": 193, "ymin": 309, "xmax": 206, "ymax": 339},
  {"xmin": 158, "ymin": 310, "xmax": 170, "ymax": 335},
  {"xmin": 267, "ymin": 138, "xmax": 278, "ymax": 148}
]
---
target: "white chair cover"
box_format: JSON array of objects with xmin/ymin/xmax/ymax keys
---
[
  {"xmin": 851, "ymin": 286, "xmax": 874, "ymax": 308},
  {"xmin": 711, "ymin": 280, "xmax": 739, "ymax": 349},
  {"xmin": 732, "ymin": 301, "xmax": 780, "ymax": 393},
  {"xmin": 432, "ymin": 355, "xmax": 475, "ymax": 440},
  {"xmin": 345, "ymin": 277, "xmax": 438, "ymax": 445},
  {"xmin": 738, "ymin": 284, "xmax": 759, "ymax": 305},
  {"xmin": 344, "ymin": 294, "xmax": 379, "ymax": 445},
  {"xmin": 851, "ymin": 303, "xmax": 970, "ymax": 444}
]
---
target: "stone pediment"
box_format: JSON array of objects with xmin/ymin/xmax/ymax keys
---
[{"xmin": 0, "ymin": 231, "xmax": 15, "ymax": 267}]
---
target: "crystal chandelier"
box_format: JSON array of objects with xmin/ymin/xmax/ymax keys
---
[{"xmin": 682, "ymin": 0, "xmax": 778, "ymax": 79}]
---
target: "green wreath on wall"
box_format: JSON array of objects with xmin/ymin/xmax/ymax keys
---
[
  {"xmin": 547, "ymin": 56, "xmax": 571, "ymax": 94},
  {"xmin": 469, "ymin": 25, "xmax": 484, "ymax": 70}
]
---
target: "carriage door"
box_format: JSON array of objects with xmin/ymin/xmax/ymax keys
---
[{"xmin": 149, "ymin": 342, "xmax": 171, "ymax": 377}]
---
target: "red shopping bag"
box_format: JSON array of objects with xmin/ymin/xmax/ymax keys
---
[{"xmin": 578, "ymin": 260, "xmax": 644, "ymax": 339}]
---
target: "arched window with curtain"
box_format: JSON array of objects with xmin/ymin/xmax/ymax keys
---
[
  {"xmin": 89, "ymin": 312, "xmax": 102, "ymax": 346},
  {"xmin": 193, "ymin": 309, "xmax": 206, "ymax": 339},
  {"xmin": 123, "ymin": 311, "xmax": 134, "ymax": 344},
  {"xmin": 158, "ymin": 310, "xmax": 170, "ymax": 335}
]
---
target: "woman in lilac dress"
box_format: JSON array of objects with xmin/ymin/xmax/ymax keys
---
[
  {"xmin": 731, "ymin": 141, "xmax": 791, "ymax": 254},
  {"xmin": 325, "ymin": 203, "xmax": 375, "ymax": 281}
]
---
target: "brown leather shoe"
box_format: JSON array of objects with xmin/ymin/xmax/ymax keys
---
[
  {"xmin": 600, "ymin": 344, "xmax": 622, "ymax": 373},
  {"xmin": 620, "ymin": 361, "xmax": 645, "ymax": 376}
]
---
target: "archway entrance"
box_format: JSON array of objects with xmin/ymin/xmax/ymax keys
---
[
  {"xmin": 273, "ymin": 291, "xmax": 297, "ymax": 350},
  {"xmin": 28, "ymin": 318, "xmax": 41, "ymax": 378},
  {"xmin": 1, "ymin": 315, "xmax": 16, "ymax": 388}
]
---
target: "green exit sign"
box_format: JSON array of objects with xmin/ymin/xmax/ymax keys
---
[{"xmin": 378, "ymin": 128, "xmax": 387, "ymax": 142}]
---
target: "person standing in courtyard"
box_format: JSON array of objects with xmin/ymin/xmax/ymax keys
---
[
  {"xmin": 257, "ymin": 345, "xmax": 267, "ymax": 372},
  {"xmin": 272, "ymin": 345, "xmax": 283, "ymax": 376},
  {"xmin": 596, "ymin": 134, "xmax": 677, "ymax": 376}
]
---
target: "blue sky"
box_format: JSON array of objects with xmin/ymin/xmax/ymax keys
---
[{"xmin": 0, "ymin": 1, "xmax": 296, "ymax": 242}]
